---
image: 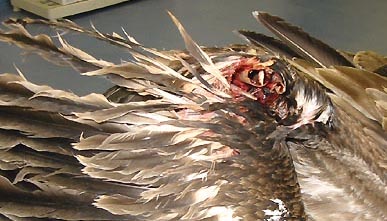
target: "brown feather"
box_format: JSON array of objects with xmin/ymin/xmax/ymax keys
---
[
  {"xmin": 255, "ymin": 11, "xmax": 354, "ymax": 68},
  {"xmin": 237, "ymin": 30, "xmax": 301, "ymax": 59}
]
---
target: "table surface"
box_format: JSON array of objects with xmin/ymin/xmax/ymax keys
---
[{"xmin": 1, "ymin": 0, "xmax": 387, "ymax": 95}]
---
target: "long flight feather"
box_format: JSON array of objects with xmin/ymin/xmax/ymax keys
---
[
  {"xmin": 236, "ymin": 30, "xmax": 301, "ymax": 59},
  {"xmin": 254, "ymin": 11, "xmax": 354, "ymax": 68},
  {"xmin": 167, "ymin": 11, "xmax": 230, "ymax": 89}
]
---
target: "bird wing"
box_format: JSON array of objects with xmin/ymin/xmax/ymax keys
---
[{"xmin": 0, "ymin": 15, "xmax": 306, "ymax": 220}]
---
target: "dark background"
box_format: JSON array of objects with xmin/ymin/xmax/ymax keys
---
[{"xmin": 1, "ymin": 0, "xmax": 387, "ymax": 95}]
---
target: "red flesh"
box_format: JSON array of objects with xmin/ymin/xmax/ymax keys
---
[{"xmin": 222, "ymin": 57, "xmax": 286, "ymax": 106}]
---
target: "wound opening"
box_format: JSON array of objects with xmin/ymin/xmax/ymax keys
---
[{"xmin": 223, "ymin": 57, "xmax": 286, "ymax": 105}]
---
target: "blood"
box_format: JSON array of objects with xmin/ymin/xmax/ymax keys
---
[{"xmin": 222, "ymin": 57, "xmax": 285, "ymax": 106}]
